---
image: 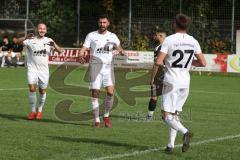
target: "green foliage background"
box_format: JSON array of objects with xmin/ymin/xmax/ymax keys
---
[{"xmin": 28, "ymin": 0, "xmax": 237, "ymax": 52}]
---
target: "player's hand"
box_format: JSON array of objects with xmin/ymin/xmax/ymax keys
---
[
  {"xmin": 26, "ymin": 33, "xmax": 34, "ymax": 39},
  {"xmin": 119, "ymin": 50, "xmax": 127, "ymax": 56},
  {"xmin": 79, "ymin": 55, "xmax": 86, "ymax": 64},
  {"xmin": 79, "ymin": 50, "xmax": 89, "ymax": 64},
  {"xmin": 47, "ymin": 41, "xmax": 55, "ymax": 46}
]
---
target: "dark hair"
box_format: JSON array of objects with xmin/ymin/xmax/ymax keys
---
[
  {"xmin": 155, "ymin": 29, "xmax": 166, "ymax": 35},
  {"xmin": 3, "ymin": 36, "xmax": 8, "ymax": 39},
  {"xmin": 175, "ymin": 14, "xmax": 191, "ymax": 30},
  {"xmin": 154, "ymin": 30, "xmax": 167, "ymax": 36},
  {"xmin": 98, "ymin": 14, "xmax": 110, "ymax": 21},
  {"xmin": 37, "ymin": 22, "xmax": 47, "ymax": 27}
]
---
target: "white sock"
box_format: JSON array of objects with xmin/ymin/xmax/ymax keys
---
[
  {"xmin": 92, "ymin": 98, "xmax": 100, "ymax": 122},
  {"xmin": 1, "ymin": 56, "xmax": 5, "ymax": 67},
  {"xmin": 29, "ymin": 92, "xmax": 37, "ymax": 112},
  {"xmin": 175, "ymin": 115, "xmax": 188, "ymax": 134},
  {"xmin": 167, "ymin": 127, "xmax": 177, "ymax": 148},
  {"xmin": 164, "ymin": 114, "xmax": 188, "ymax": 135},
  {"xmin": 148, "ymin": 111, "xmax": 154, "ymax": 117},
  {"xmin": 104, "ymin": 95, "xmax": 114, "ymax": 117},
  {"xmin": 38, "ymin": 93, "xmax": 46, "ymax": 112}
]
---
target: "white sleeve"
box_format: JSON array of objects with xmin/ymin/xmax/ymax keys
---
[
  {"xmin": 113, "ymin": 34, "xmax": 120, "ymax": 46},
  {"xmin": 83, "ymin": 33, "xmax": 91, "ymax": 48},
  {"xmin": 23, "ymin": 39, "xmax": 29, "ymax": 46},
  {"xmin": 194, "ymin": 40, "xmax": 202, "ymax": 54},
  {"xmin": 160, "ymin": 38, "xmax": 169, "ymax": 54},
  {"xmin": 48, "ymin": 38, "xmax": 54, "ymax": 42}
]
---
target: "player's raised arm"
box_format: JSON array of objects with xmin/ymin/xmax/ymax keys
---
[
  {"xmin": 15, "ymin": 33, "xmax": 35, "ymax": 45},
  {"xmin": 48, "ymin": 40, "xmax": 62, "ymax": 53},
  {"xmin": 192, "ymin": 53, "xmax": 206, "ymax": 67},
  {"xmin": 150, "ymin": 52, "xmax": 166, "ymax": 85}
]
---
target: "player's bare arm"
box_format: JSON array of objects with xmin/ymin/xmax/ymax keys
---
[
  {"xmin": 79, "ymin": 46, "xmax": 88, "ymax": 64},
  {"xmin": 192, "ymin": 53, "xmax": 206, "ymax": 67},
  {"xmin": 16, "ymin": 33, "xmax": 35, "ymax": 45},
  {"xmin": 48, "ymin": 41, "xmax": 62, "ymax": 53},
  {"xmin": 116, "ymin": 45, "xmax": 127, "ymax": 56},
  {"xmin": 150, "ymin": 52, "xmax": 166, "ymax": 85}
]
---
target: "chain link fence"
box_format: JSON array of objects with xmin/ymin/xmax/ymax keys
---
[{"xmin": 131, "ymin": 0, "xmax": 240, "ymax": 53}]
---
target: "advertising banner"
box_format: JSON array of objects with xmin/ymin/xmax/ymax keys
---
[
  {"xmin": 48, "ymin": 48, "xmax": 239, "ymax": 73},
  {"xmin": 227, "ymin": 55, "xmax": 240, "ymax": 73},
  {"xmin": 49, "ymin": 49, "xmax": 154, "ymax": 68},
  {"xmin": 191, "ymin": 54, "xmax": 227, "ymax": 72},
  {"xmin": 113, "ymin": 51, "xmax": 153, "ymax": 69},
  {"xmin": 49, "ymin": 48, "xmax": 80, "ymax": 65}
]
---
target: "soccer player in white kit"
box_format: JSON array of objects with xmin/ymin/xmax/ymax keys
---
[
  {"xmin": 79, "ymin": 15, "xmax": 125, "ymax": 128},
  {"xmin": 151, "ymin": 14, "xmax": 206, "ymax": 153},
  {"xmin": 16, "ymin": 23, "xmax": 62, "ymax": 120}
]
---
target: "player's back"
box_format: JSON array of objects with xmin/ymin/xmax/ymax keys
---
[{"xmin": 161, "ymin": 33, "xmax": 201, "ymax": 88}]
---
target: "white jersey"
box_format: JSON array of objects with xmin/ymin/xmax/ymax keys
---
[
  {"xmin": 160, "ymin": 33, "xmax": 201, "ymax": 88},
  {"xmin": 23, "ymin": 37, "xmax": 52, "ymax": 74},
  {"xmin": 83, "ymin": 30, "xmax": 120, "ymax": 66}
]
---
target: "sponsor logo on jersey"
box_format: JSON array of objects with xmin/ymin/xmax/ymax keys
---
[
  {"xmin": 33, "ymin": 49, "xmax": 47, "ymax": 57},
  {"xmin": 96, "ymin": 46, "xmax": 110, "ymax": 54},
  {"xmin": 96, "ymin": 42, "xmax": 117, "ymax": 54}
]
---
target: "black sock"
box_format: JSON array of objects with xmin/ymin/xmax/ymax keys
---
[{"xmin": 148, "ymin": 98, "xmax": 157, "ymax": 111}]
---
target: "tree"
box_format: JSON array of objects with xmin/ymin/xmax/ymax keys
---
[
  {"xmin": 111, "ymin": 18, "xmax": 149, "ymax": 50},
  {"xmin": 30, "ymin": 0, "xmax": 76, "ymax": 46}
]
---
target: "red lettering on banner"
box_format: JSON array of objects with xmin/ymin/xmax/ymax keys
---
[
  {"xmin": 127, "ymin": 52, "xmax": 139, "ymax": 57},
  {"xmin": 49, "ymin": 48, "xmax": 81, "ymax": 63}
]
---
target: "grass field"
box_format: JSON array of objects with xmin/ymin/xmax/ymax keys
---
[{"xmin": 0, "ymin": 67, "xmax": 240, "ymax": 160}]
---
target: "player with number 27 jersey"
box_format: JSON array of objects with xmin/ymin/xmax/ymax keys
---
[
  {"xmin": 152, "ymin": 14, "xmax": 206, "ymax": 153},
  {"xmin": 161, "ymin": 33, "xmax": 201, "ymax": 88}
]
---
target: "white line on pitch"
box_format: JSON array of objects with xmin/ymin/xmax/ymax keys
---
[
  {"xmin": 90, "ymin": 134, "xmax": 240, "ymax": 160},
  {"xmin": 0, "ymin": 87, "xmax": 28, "ymax": 91},
  {"xmin": 191, "ymin": 90, "xmax": 240, "ymax": 95}
]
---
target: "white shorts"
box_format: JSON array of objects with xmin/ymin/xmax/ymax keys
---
[
  {"xmin": 161, "ymin": 84, "xmax": 189, "ymax": 113},
  {"xmin": 11, "ymin": 52, "xmax": 20, "ymax": 58},
  {"xmin": 0, "ymin": 51, "xmax": 8, "ymax": 57},
  {"xmin": 27, "ymin": 71, "xmax": 49, "ymax": 89},
  {"xmin": 89, "ymin": 72, "xmax": 114, "ymax": 90}
]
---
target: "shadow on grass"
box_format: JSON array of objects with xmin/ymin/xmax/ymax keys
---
[
  {"xmin": 0, "ymin": 113, "xmax": 90, "ymax": 126},
  {"xmin": 48, "ymin": 136, "xmax": 150, "ymax": 150}
]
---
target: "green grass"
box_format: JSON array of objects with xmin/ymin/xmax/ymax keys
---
[{"xmin": 0, "ymin": 67, "xmax": 240, "ymax": 160}]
